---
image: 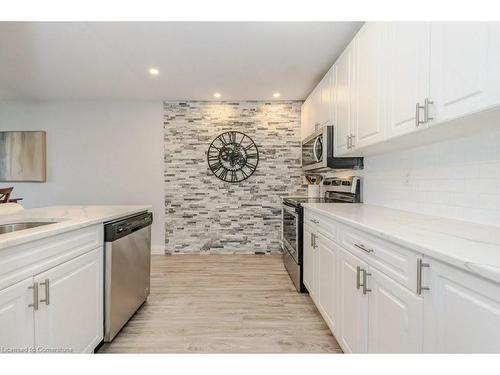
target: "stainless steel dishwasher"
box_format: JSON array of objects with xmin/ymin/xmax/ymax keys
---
[{"xmin": 103, "ymin": 212, "xmax": 153, "ymax": 342}]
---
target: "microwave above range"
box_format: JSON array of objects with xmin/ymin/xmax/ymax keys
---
[{"xmin": 302, "ymin": 126, "xmax": 363, "ymax": 172}]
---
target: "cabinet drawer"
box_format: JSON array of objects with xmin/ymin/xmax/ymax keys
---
[
  {"xmin": 339, "ymin": 225, "xmax": 420, "ymax": 291},
  {"xmin": 0, "ymin": 225, "xmax": 103, "ymax": 290},
  {"xmin": 303, "ymin": 209, "xmax": 338, "ymax": 242}
]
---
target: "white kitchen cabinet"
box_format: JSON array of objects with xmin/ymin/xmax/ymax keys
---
[
  {"xmin": 300, "ymin": 96, "xmax": 313, "ymax": 141},
  {"xmin": 34, "ymin": 247, "xmax": 103, "ymax": 353},
  {"xmin": 317, "ymin": 66, "xmax": 333, "ymax": 127},
  {"xmin": 303, "ymin": 224, "xmax": 315, "ymax": 296},
  {"xmin": 337, "ymin": 246, "xmax": 368, "ymax": 353},
  {"xmin": 333, "ymin": 40, "xmax": 356, "ymax": 156},
  {"xmin": 386, "ymin": 22, "xmax": 431, "ymax": 139},
  {"xmin": 367, "ymin": 266, "xmax": 423, "ymax": 353},
  {"xmin": 423, "ymin": 258, "xmax": 500, "ymax": 353},
  {"xmin": 316, "ymin": 232, "xmax": 338, "ymax": 333},
  {"xmin": 301, "ymin": 68, "xmax": 333, "ymax": 141},
  {"xmin": 0, "ymin": 225, "xmax": 103, "ymax": 353},
  {"xmin": 353, "ymin": 22, "xmax": 387, "ymax": 149},
  {"xmin": 0, "ymin": 277, "xmax": 35, "ymax": 350},
  {"xmin": 429, "ymin": 22, "xmax": 500, "ymax": 124}
]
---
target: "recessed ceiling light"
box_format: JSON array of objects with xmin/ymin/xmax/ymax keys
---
[
  {"xmin": 213, "ymin": 92, "xmax": 221, "ymax": 98},
  {"xmin": 273, "ymin": 92, "xmax": 281, "ymax": 98},
  {"xmin": 149, "ymin": 68, "xmax": 159, "ymax": 76}
]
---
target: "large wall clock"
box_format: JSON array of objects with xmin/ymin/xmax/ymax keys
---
[{"xmin": 207, "ymin": 131, "xmax": 259, "ymax": 183}]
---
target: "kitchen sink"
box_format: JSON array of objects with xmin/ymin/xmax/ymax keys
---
[{"xmin": 0, "ymin": 221, "xmax": 57, "ymax": 235}]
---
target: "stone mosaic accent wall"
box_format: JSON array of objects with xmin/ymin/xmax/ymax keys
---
[{"xmin": 164, "ymin": 101, "xmax": 305, "ymax": 254}]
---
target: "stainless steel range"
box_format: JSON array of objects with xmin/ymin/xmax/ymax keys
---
[{"xmin": 282, "ymin": 176, "xmax": 361, "ymax": 292}]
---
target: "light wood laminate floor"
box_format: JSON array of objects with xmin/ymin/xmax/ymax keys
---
[{"xmin": 99, "ymin": 254, "xmax": 342, "ymax": 353}]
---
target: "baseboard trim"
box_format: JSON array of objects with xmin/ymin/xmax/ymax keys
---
[{"xmin": 151, "ymin": 245, "xmax": 165, "ymax": 255}]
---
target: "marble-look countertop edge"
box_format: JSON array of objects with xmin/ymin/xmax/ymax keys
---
[
  {"xmin": 0, "ymin": 205, "xmax": 152, "ymax": 250},
  {"xmin": 302, "ymin": 203, "xmax": 500, "ymax": 284}
]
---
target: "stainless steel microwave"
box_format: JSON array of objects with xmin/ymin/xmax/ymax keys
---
[{"xmin": 302, "ymin": 126, "xmax": 363, "ymax": 172}]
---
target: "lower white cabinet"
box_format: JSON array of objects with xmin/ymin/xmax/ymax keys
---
[
  {"xmin": 316, "ymin": 233, "xmax": 338, "ymax": 333},
  {"xmin": 423, "ymin": 258, "xmax": 500, "ymax": 353},
  {"xmin": 0, "ymin": 227, "xmax": 103, "ymax": 354},
  {"xmin": 303, "ymin": 225, "xmax": 338, "ymax": 334},
  {"xmin": 0, "ymin": 277, "xmax": 36, "ymax": 349},
  {"xmin": 337, "ymin": 246, "xmax": 368, "ymax": 353},
  {"xmin": 34, "ymin": 247, "xmax": 103, "ymax": 353},
  {"xmin": 304, "ymin": 208, "xmax": 500, "ymax": 353},
  {"xmin": 303, "ymin": 224, "xmax": 315, "ymax": 297},
  {"xmin": 367, "ymin": 266, "xmax": 423, "ymax": 353}
]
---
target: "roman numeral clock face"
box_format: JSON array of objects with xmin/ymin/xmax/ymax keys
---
[{"xmin": 207, "ymin": 131, "xmax": 259, "ymax": 183}]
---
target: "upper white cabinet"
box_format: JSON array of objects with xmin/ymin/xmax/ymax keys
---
[
  {"xmin": 333, "ymin": 40, "xmax": 356, "ymax": 155},
  {"xmin": 353, "ymin": 22, "xmax": 386, "ymax": 149},
  {"xmin": 386, "ymin": 22, "xmax": 431, "ymax": 138},
  {"xmin": 334, "ymin": 23, "xmax": 386, "ymax": 155},
  {"xmin": 301, "ymin": 67, "xmax": 334, "ymax": 140},
  {"xmin": 306, "ymin": 22, "xmax": 500, "ymax": 157},
  {"xmin": 423, "ymin": 258, "xmax": 500, "ymax": 353},
  {"xmin": 301, "ymin": 96, "xmax": 314, "ymax": 141},
  {"xmin": 429, "ymin": 22, "xmax": 500, "ymax": 124},
  {"xmin": 318, "ymin": 66, "xmax": 333, "ymax": 127}
]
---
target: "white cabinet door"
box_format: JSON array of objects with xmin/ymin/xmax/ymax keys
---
[
  {"xmin": 430, "ymin": 22, "xmax": 500, "ymax": 124},
  {"xmin": 386, "ymin": 22, "xmax": 431, "ymax": 139},
  {"xmin": 311, "ymin": 86, "xmax": 322, "ymax": 131},
  {"xmin": 303, "ymin": 224, "xmax": 315, "ymax": 297},
  {"xmin": 34, "ymin": 248, "xmax": 103, "ymax": 353},
  {"xmin": 319, "ymin": 66, "xmax": 333, "ymax": 126},
  {"xmin": 423, "ymin": 259, "xmax": 500, "ymax": 353},
  {"xmin": 338, "ymin": 247, "xmax": 368, "ymax": 353},
  {"xmin": 316, "ymin": 233, "xmax": 338, "ymax": 333},
  {"xmin": 353, "ymin": 22, "xmax": 386, "ymax": 149},
  {"xmin": 333, "ymin": 40, "xmax": 355, "ymax": 156},
  {"xmin": 367, "ymin": 267, "xmax": 423, "ymax": 353},
  {"xmin": 0, "ymin": 277, "xmax": 35, "ymax": 350},
  {"xmin": 301, "ymin": 97, "xmax": 313, "ymax": 141}
]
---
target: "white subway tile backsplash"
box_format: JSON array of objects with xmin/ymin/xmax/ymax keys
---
[{"xmin": 326, "ymin": 129, "xmax": 500, "ymax": 227}]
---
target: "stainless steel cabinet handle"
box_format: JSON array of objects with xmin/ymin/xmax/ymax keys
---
[
  {"xmin": 417, "ymin": 258, "xmax": 430, "ymax": 295},
  {"xmin": 313, "ymin": 233, "xmax": 318, "ymax": 249},
  {"xmin": 424, "ymin": 98, "xmax": 434, "ymax": 123},
  {"xmin": 311, "ymin": 219, "xmax": 319, "ymax": 224},
  {"xmin": 356, "ymin": 266, "xmax": 361, "ymax": 289},
  {"xmin": 350, "ymin": 134, "xmax": 356, "ymax": 148},
  {"xmin": 310, "ymin": 232, "xmax": 314, "ymax": 247},
  {"xmin": 28, "ymin": 282, "xmax": 39, "ymax": 310},
  {"xmin": 362, "ymin": 269, "xmax": 372, "ymax": 295},
  {"xmin": 415, "ymin": 102, "xmax": 425, "ymax": 127},
  {"xmin": 347, "ymin": 135, "xmax": 351, "ymax": 149},
  {"xmin": 40, "ymin": 279, "xmax": 50, "ymax": 305},
  {"xmin": 354, "ymin": 243, "xmax": 374, "ymax": 254}
]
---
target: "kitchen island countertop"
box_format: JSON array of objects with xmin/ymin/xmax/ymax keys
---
[{"xmin": 0, "ymin": 205, "xmax": 152, "ymax": 250}]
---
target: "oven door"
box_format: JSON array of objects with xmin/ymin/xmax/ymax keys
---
[{"xmin": 282, "ymin": 202, "xmax": 301, "ymax": 264}]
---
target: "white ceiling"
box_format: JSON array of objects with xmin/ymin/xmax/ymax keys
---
[{"xmin": 0, "ymin": 22, "xmax": 362, "ymax": 101}]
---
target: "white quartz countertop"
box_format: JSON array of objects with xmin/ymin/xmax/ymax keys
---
[
  {"xmin": 302, "ymin": 203, "xmax": 500, "ymax": 283},
  {"xmin": 0, "ymin": 205, "xmax": 152, "ymax": 250}
]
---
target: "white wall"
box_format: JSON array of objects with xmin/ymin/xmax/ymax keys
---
[
  {"xmin": 327, "ymin": 129, "xmax": 500, "ymax": 227},
  {"xmin": 0, "ymin": 100, "xmax": 165, "ymax": 252}
]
